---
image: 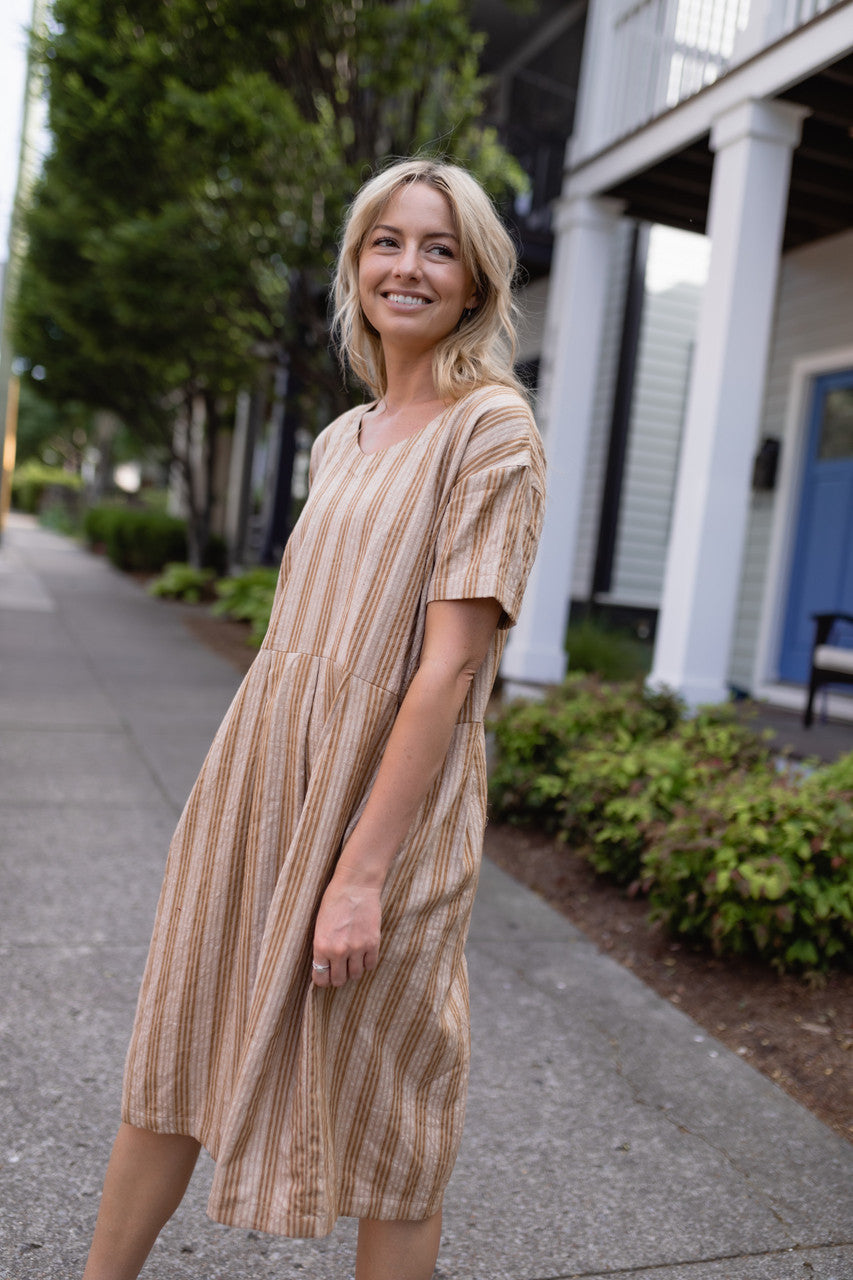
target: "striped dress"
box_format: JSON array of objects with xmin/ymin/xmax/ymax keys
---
[{"xmin": 122, "ymin": 384, "xmax": 546, "ymax": 1237}]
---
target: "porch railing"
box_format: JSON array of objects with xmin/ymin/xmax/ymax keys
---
[{"xmin": 575, "ymin": 0, "xmax": 844, "ymax": 161}]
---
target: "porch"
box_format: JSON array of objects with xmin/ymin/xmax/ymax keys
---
[
  {"xmin": 502, "ymin": 0, "xmax": 853, "ymax": 712},
  {"xmin": 734, "ymin": 698, "xmax": 853, "ymax": 762}
]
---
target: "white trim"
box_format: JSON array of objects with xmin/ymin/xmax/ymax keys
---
[
  {"xmin": 566, "ymin": 1, "xmax": 853, "ymax": 197},
  {"xmin": 751, "ymin": 343, "xmax": 853, "ymax": 693},
  {"xmin": 594, "ymin": 591, "xmax": 662, "ymax": 610},
  {"xmin": 754, "ymin": 682, "xmax": 853, "ymax": 724}
]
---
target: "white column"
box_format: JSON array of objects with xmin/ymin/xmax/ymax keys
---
[
  {"xmin": 649, "ymin": 98, "xmax": 807, "ymax": 706},
  {"xmin": 502, "ymin": 193, "xmax": 624, "ymax": 688}
]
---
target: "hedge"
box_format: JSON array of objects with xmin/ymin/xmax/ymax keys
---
[
  {"xmin": 643, "ymin": 765, "xmax": 853, "ymax": 972},
  {"xmin": 488, "ymin": 675, "xmax": 853, "ymax": 973},
  {"xmin": 11, "ymin": 461, "xmax": 82, "ymax": 515},
  {"xmin": 83, "ymin": 504, "xmax": 226, "ymax": 574}
]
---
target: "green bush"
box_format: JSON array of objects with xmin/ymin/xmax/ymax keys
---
[
  {"xmin": 148, "ymin": 562, "xmax": 216, "ymax": 602},
  {"xmin": 643, "ymin": 765, "xmax": 853, "ymax": 973},
  {"xmin": 489, "ymin": 675, "xmax": 686, "ymax": 834},
  {"xmin": 212, "ymin": 567, "xmax": 279, "ymax": 646},
  {"xmin": 565, "ymin": 617, "xmax": 651, "ymax": 680},
  {"xmin": 83, "ymin": 505, "xmax": 186, "ymax": 571},
  {"xmin": 81, "ymin": 503, "xmax": 120, "ymax": 547},
  {"xmin": 491, "ymin": 683, "xmax": 773, "ymax": 887},
  {"xmin": 83, "ymin": 505, "xmax": 226, "ymax": 574},
  {"xmin": 488, "ymin": 675, "xmax": 853, "ymax": 972},
  {"xmin": 11, "ymin": 461, "xmax": 82, "ymax": 514},
  {"xmin": 568, "ymin": 718, "xmax": 772, "ymax": 887}
]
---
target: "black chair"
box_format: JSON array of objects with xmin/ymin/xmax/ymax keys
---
[{"xmin": 803, "ymin": 612, "xmax": 853, "ymax": 727}]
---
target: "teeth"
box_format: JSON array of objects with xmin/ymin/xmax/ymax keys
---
[{"xmin": 386, "ymin": 293, "xmax": 429, "ymax": 307}]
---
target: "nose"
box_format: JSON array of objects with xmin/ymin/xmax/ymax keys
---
[{"xmin": 394, "ymin": 241, "xmax": 421, "ymax": 279}]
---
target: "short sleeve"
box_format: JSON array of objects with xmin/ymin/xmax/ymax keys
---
[{"xmin": 427, "ymin": 458, "xmax": 545, "ymax": 629}]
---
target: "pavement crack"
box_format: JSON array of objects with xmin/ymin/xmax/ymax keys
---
[
  {"xmin": 598, "ymin": 1023, "xmax": 798, "ymax": 1236},
  {"xmin": 528, "ymin": 1239, "xmax": 853, "ymax": 1278}
]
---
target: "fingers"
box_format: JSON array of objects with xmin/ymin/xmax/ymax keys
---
[{"xmin": 311, "ymin": 951, "xmax": 377, "ymax": 988}]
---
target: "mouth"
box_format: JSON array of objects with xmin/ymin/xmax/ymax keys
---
[{"xmin": 383, "ymin": 292, "xmax": 432, "ymax": 308}]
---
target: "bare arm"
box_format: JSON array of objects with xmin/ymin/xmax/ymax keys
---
[{"xmin": 311, "ymin": 596, "xmax": 502, "ymax": 987}]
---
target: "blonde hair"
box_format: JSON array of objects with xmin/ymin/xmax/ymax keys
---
[{"xmin": 333, "ymin": 158, "xmax": 524, "ymax": 402}]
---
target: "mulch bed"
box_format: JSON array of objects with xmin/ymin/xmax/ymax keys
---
[{"xmin": 181, "ymin": 605, "xmax": 853, "ymax": 1145}]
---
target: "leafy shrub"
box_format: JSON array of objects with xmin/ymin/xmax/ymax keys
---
[
  {"xmin": 82, "ymin": 503, "xmax": 121, "ymax": 548},
  {"xmin": 83, "ymin": 505, "xmax": 226, "ymax": 574},
  {"xmin": 148, "ymin": 562, "xmax": 216, "ymax": 602},
  {"xmin": 569, "ymin": 720, "xmax": 772, "ymax": 887},
  {"xmin": 11, "ymin": 461, "xmax": 82, "ymax": 514},
  {"xmin": 83, "ymin": 505, "xmax": 187, "ymax": 571},
  {"xmin": 212, "ymin": 567, "xmax": 279, "ymax": 646},
  {"xmin": 489, "ymin": 675, "xmax": 686, "ymax": 834},
  {"xmin": 565, "ymin": 617, "xmax": 651, "ymax": 680},
  {"xmin": 488, "ymin": 675, "xmax": 852, "ymax": 972},
  {"xmin": 643, "ymin": 764, "xmax": 853, "ymax": 973}
]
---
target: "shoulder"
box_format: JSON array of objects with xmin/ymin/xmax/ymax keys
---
[
  {"xmin": 449, "ymin": 385, "xmax": 545, "ymax": 492},
  {"xmin": 312, "ymin": 403, "xmax": 362, "ymax": 452},
  {"xmin": 309, "ymin": 403, "xmax": 364, "ymax": 480}
]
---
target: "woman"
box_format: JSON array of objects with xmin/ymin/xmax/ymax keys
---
[{"xmin": 83, "ymin": 158, "xmax": 545, "ymax": 1280}]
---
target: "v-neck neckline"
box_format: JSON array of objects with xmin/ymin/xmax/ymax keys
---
[{"xmin": 354, "ymin": 401, "xmax": 452, "ymax": 458}]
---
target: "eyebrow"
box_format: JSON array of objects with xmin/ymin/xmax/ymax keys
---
[{"xmin": 372, "ymin": 222, "xmax": 459, "ymax": 243}]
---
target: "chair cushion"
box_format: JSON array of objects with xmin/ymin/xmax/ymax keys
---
[{"xmin": 813, "ymin": 645, "xmax": 853, "ymax": 675}]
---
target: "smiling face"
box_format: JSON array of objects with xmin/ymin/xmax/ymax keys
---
[{"xmin": 357, "ymin": 182, "xmax": 479, "ymax": 359}]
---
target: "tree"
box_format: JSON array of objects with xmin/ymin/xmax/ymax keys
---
[{"xmin": 15, "ymin": 0, "xmax": 526, "ymax": 565}]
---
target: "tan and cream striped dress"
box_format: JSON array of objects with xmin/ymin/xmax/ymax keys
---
[{"xmin": 122, "ymin": 384, "xmax": 545, "ymax": 1237}]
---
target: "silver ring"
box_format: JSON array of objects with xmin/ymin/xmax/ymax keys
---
[{"xmin": 312, "ymin": 961, "xmax": 331, "ymax": 972}]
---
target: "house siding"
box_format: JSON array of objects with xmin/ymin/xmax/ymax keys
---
[
  {"xmin": 728, "ymin": 228, "xmax": 853, "ymax": 690},
  {"xmin": 571, "ymin": 219, "xmax": 635, "ymax": 599},
  {"xmin": 608, "ymin": 280, "xmax": 702, "ymax": 606}
]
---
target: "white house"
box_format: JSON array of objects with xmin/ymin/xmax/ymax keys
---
[{"xmin": 503, "ymin": 0, "xmax": 853, "ymax": 719}]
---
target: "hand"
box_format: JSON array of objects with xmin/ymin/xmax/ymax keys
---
[{"xmin": 311, "ymin": 863, "xmax": 382, "ymax": 988}]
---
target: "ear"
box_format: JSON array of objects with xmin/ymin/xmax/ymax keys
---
[{"xmin": 464, "ymin": 287, "xmax": 480, "ymax": 312}]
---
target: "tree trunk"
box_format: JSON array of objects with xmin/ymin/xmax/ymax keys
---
[{"xmin": 178, "ymin": 389, "xmax": 206, "ymax": 570}]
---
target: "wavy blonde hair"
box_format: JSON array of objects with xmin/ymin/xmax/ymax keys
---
[{"xmin": 333, "ymin": 158, "xmax": 524, "ymax": 402}]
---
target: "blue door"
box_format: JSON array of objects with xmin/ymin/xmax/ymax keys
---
[{"xmin": 779, "ymin": 369, "xmax": 853, "ymax": 684}]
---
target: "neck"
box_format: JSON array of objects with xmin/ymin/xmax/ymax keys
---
[{"xmin": 380, "ymin": 348, "xmax": 441, "ymax": 413}]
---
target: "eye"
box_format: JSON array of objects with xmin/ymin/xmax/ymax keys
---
[
  {"xmin": 428, "ymin": 243, "xmax": 455, "ymax": 258},
  {"xmin": 371, "ymin": 235, "xmax": 398, "ymax": 248}
]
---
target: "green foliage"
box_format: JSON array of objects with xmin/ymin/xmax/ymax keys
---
[
  {"xmin": 83, "ymin": 505, "xmax": 187, "ymax": 572},
  {"xmin": 82, "ymin": 503, "xmax": 122, "ymax": 547},
  {"xmin": 488, "ymin": 677, "xmax": 853, "ymax": 972},
  {"xmin": 489, "ymin": 676, "xmax": 685, "ymax": 835},
  {"xmin": 565, "ymin": 617, "xmax": 651, "ymax": 681},
  {"xmin": 490, "ymin": 677, "xmax": 771, "ymax": 886},
  {"xmin": 212, "ymin": 567, "xmax": 279, "ymax": 645},
  {"xmin": 83, "ymin": 504, "xmax": 226, "ymax": 574},
  {"xmin": 13, "ymin": 381, "xmax": 93, "ymax": 467},
  {"xmin": 14, "ymin": 0, "xmax": 526, "ymax": 564},
  {"xmin": 566, "ymin": 721, "xmax": 772, "ymax": 888},
  {"xmin": 147, "ymin": 562, "xmax": 216, "ymax": 602},
  {"xmin": 11, "ymin": 460, "xmax": 82, "ymax": 514},
  {"xmin": 643, "ymin": 766, "xmax": 853, "ymax": 973}
]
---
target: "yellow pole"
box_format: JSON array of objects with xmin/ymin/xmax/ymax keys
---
[{"xmin": 0, "ymin": 374, "xmax": 20, "ymax": 533}]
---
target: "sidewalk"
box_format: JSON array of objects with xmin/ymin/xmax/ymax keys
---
[{"xmin": 1, "ymin": 513, "xmax": 851, "ymax": 1280}]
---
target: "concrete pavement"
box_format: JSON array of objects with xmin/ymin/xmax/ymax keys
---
[{"xmin": 1, "ymin": 513, "xmax": 851, "ymax": 1280}]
